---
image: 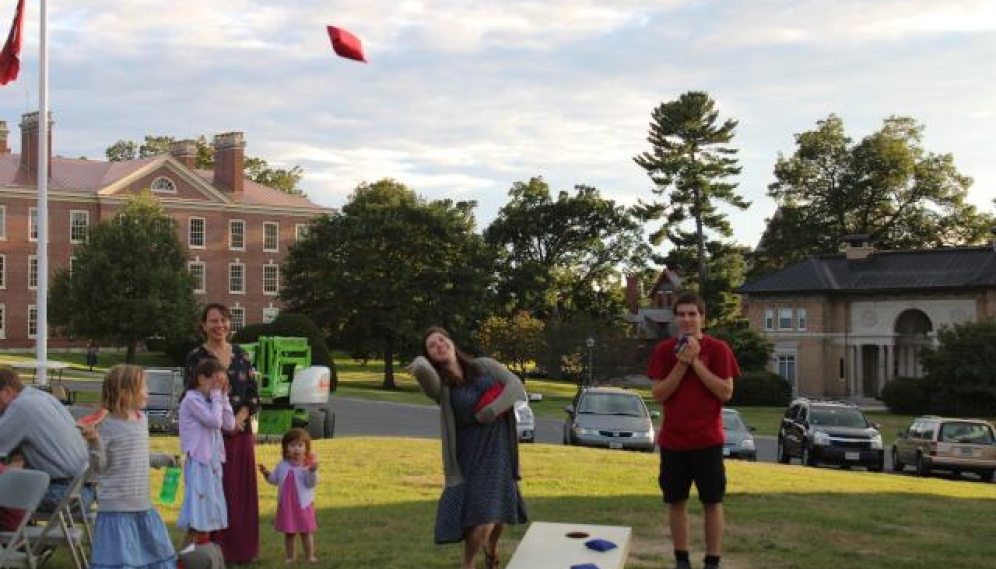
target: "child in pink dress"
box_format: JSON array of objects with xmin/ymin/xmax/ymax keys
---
[{"xmin": 259, "ymin": 428, "xmax": 319, "ymax": 563}]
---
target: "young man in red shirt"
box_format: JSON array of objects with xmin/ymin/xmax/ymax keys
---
[{"xmin": 648, "ymin": 293, "xmax": 740, "ymax": 569}]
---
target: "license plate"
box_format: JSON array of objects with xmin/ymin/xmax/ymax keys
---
[
  {"xmin": 845, "ymin": 451, "xmax": 860, "ymax": 461},
  {"xmin": 722, "ymin": 447, "xmax": 731, "ymax": 456},
  {"xmin": 609, "ymin": 442, "xmax": 623, "ymax": 449},
  {"xmin": 960, "ymin": 447, "xmax": 974, "ymax": 456}
]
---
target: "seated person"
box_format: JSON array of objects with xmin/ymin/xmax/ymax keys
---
[{"xmin": 0, "ymin": 369, "xmax": 94, "ymax": 513}]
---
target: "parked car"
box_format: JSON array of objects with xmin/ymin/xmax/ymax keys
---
[
  {"xmin": 722, "ymin": 408, "xmax": 756, "ymax": 460},
  {"xmin": 892, "ymin": 416, "xmax": 996, "ymax": 481},
  {"xmin": 515, "ymin": 399, "xmax": 535, "ymax": 443},
  {"xmin": 777, "ymin": 397, "xmax": 884, "ymax": 471},
  {"xmin": 563, "ymin": 387, "xmax": 658, "ymax": 452},
  {"xmin": 144, "ymin": 368, "xmax": 183, "ymax": 433}
]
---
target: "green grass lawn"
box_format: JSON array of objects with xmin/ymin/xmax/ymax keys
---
[{"xmin": 36, "ymin": 437, "xmax": 996, "ymax": 569}]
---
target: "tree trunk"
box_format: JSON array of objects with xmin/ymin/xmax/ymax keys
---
[
  {"xmin": 694, "ymin": 186, "xmax": 707, "ymax": 294},
  {"xmin": 126, "ymin": 340, "xmax": 137, "ymax": 363},
  {"xmin": 381, "ymin": 333, "xmax": 396, "ymax": 390}
]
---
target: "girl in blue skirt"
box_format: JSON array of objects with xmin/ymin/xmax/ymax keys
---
[
  {"xmin": 177, "ymin": 358, "xmax": 235, "ymax": 548},
  {"xmin": 80, "ymin": 365, "xmax": 177, "ymax": 569}
]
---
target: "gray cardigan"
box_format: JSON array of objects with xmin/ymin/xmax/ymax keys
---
[{"xmin": 411, "ymin": 356, "xmax": 526, "ymax": 487}]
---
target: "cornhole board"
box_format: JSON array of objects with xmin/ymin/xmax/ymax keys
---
[{"xmin": 506, "ymin": 521, "xmax": 632, "ymax": 569}]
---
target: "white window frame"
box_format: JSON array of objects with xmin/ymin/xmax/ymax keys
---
[
  {"xmin": 150, "ymin": 176, "xmax": 177, "ymax": 193},
  {"xmin": 295, "ymin": 223, "xmax": 308, "ymax": 242},
  {"xmin": 764, "ymin": 309, "xmax": 774, "ymax": 331},
  {"xmin": 28, "ymin": 255, "xmax": 38, "ymax": 290},
  {"xmin": 0, "ymin": 304, "xmax": 5, "ymax": 340},
  {"xmin": 263, "ymin": 263, "xmax": 279, "ymax": 295},
  {"xmin": 778, "ymin": 307, "xmax": 793, "ymax": 330},
  {"xmin": 188, "ymin": 217, "xmax": 206, "ymax": 249},
  {"xmin": 797, "ymin": 308, "xmax": 808, "ymax": 331},
  {"xmin": 0, "ymin": 254, "xmax": 5, "ymax": 289},
  {"xmin": 0, "ymin": 204, "xmax": 6, "ymax": 240},
  {"xmin": 70, "ymin": 210, "xmax": 89, "ymax": 244},
  {"xmin": 188, "ymin": 260, "xmax": 206, "ymax": 294},
  {"xmin": 229, "ymin": 219, "xmax": 246, "ymax": 251},
  {"xmin": 776, "ymin": 354, "xmax": 798, "ymax": 395},
  {"xmin": 262, "ymin": 306, "xmax": 279, "ymax": 324},
  {"xmin": 229, "ymin": 261, "xmax": 246, "ymax": 294},
  {"xmin": 28, "ymin": 305, "xmax": 37, "ymax": 339},
  {"xmin": 263, "ymin": 222, "xmax": 279, "ymax": 252},
  {"xmin": 230, "ymin": 307, "xmax": 246, "ymax": 331},
  {"xmin": 29, "ymin": 207, "xmax": 38, "ymax": 241}
]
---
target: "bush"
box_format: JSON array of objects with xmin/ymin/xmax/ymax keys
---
[
  {"xmin": 880, "ymin": 376, "xmax": 932, "ymax": 415},
  {"xmin": 728, "ymin": 370, "xmax": 792, "ymax": 407},
  {"xmin": 162, "ymin": 337, "xmax": 201, "ymax": 367}
]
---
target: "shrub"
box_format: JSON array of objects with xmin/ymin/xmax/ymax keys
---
[
  {"xmin": 728, "ymin": 370, "xmax": 792, "ymax": 406},
  {"xmin": 880, "ymin": 376, "xmax": 932, "ymax": 415},
  {"xmin": 162, "ymin": 337, "xmax": 201, "ymax": 367}
]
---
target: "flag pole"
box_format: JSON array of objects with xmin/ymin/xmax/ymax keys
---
[{"xmin": 35, "ymin": 0, "xmax": 49, "ymax": 385}]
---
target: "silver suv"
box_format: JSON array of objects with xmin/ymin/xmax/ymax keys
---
[{"xmin": 892, "ymin": 416, "xmax": 996, "ymax": 481}]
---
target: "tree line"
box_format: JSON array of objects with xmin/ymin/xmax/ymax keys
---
[{"xmin": 51, "ymin": 92, "xmax": 994, "ymax": 386}]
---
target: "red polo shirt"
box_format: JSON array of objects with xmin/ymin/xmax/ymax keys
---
[{"xmin": 647, "ymin": 334, "xmax": 740, "ymax": 450}]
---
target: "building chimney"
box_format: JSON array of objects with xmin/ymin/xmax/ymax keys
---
[
  {"xmin": 170, "ymin": 139, "xmax": 198, "ymax": 169},
  {"xmin": 0, "ymin": 121, "xmax": 9, "ymax": 153},
  {"xmin": 212, "ymin": 132, "xmax": 245, "ymax": 193},
  {"xmin": 844, "ymin": 234, "xmax": 874, "ymax": 261},
  {"xmin": 625, "ymin": 275, "xmax": 640, "ymax": 315},
  {"xmin": 19, "ymin": 111, "xmax": 53, "ymax": 178}
]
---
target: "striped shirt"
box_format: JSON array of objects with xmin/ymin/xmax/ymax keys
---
[{"xmin": 88, "ymin": 413, "xmax": 155, "ymax": 512}]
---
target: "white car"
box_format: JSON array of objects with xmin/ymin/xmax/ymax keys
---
[{"xmin": 515, "ymin": 400, "xmax": 535, "ymax": 443}]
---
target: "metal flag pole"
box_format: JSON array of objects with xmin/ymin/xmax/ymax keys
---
[{"xmin": 35, "ymin": 0, "xmax": 49, "ymax": 385}]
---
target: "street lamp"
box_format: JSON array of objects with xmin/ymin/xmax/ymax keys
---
[{"xmin": 585, "ymin": 337, "xmax": 595, "ymax": 387}]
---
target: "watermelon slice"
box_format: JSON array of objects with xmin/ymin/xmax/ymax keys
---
[{"xmin": 76, "ymin": 408, "xmax": 109, "ymax": 428}]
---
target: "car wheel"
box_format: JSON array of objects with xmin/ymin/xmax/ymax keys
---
[
  {"xmin": 802, "ymin": 445, "xmax": 817, "ymax": 467},
  {"xmin": 891, "ymin": 447, "xmax": 904, "ymax": 472},
  {"xmin": 777, "ymin": 438, "xmax": 790, "ymax": 464},
  {"xmin": 978, "ymin": 469, "xmax": 995, "ymax": 482},
  {"xmin": 323, "ymin": 411, "xmax": 335, "ymax": 439},
  {"xmin": 915, "ymin": 453, "xmax": 930, "ymax": 477},
  {"xmin": 869, "ymin": 461, "xmax": 884, "ymax": 473}
]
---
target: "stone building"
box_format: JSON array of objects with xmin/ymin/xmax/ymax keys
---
[{"xmin": 738, "ymin": 236, "xmax": 996, "ymax": 398}]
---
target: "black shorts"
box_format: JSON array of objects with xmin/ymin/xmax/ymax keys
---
[{"xmin": 658, "ymin": 445, "xmax": 726, "ymax": 504}]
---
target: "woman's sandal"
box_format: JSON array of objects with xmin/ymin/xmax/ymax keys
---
[{"xmin": 484, "ymin": 548, "xmax": 499, "ymax": 569}]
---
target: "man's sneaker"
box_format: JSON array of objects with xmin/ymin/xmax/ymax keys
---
[
  {"xmin": 703, "ymin": 563, "xmax": 721, "ymax": 569},
  {"xmin": 673, "ymin": 561, "xmax": 693, "ymax": 569}
]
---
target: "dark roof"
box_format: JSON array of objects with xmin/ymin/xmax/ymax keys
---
[{"xmin": 739, "ymin": 247, "xmax": 996, "ymax": 295}]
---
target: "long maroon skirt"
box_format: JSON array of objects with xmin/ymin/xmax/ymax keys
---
[{"xmin": 212, "ymin": 430, "xmax": 259, "ymax": 563}]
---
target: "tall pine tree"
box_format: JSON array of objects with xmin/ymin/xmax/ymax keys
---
[{"xmin": 633, "ymin": 91, "xmax": 749, "ymax": 296}]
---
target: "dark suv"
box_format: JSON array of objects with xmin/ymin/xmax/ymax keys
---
[{"xmin": 777, "ymin": 398, "xmax": 884, "ymax": 471}]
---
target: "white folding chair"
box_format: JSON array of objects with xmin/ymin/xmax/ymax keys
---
[
  {"xmin": 2, "ymin": 468, "xmax": 89, "ymax": 569},
  {"xmin": 0, "ymin": 469, "xmax": 50, "ymax": 569}
]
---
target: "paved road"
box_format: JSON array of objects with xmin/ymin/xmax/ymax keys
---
[{"xmin": 332, "ymin": 396, "xmax": 567, "ymax": 444}]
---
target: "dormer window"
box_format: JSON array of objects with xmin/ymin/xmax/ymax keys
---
[{"xmin": 150, "ymin": 176, "xmax": 177, "ymax": 193}]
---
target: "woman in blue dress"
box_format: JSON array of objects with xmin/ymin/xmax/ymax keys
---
[{"xmin": 410, "ymin": 326, "xmax": 528, "ymax": 569}]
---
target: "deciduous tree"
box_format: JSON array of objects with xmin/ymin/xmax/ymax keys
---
[
  {"xmin": 754, "ymin": 115, "xmax": 994, "ymax": 277},
  {"xmin": 281, "ymin": 179, "xmax": 495, "ymax": 389},
  {"xmin": 49, "ymin": 192, "xmax": 198, "ymax": 362},
  {"xmin": 484, "ymin": 177, "xmax": 651, "ymax": 321}
]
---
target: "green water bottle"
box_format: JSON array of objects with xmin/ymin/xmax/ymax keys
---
[{"xmin": 158, "ymin": 458, "xmax": 181, "ymax": 505}]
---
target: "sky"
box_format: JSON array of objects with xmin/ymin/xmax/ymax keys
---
[{"xmin": 2, "ymin": 0, "xmax": 994, "ymax": 249}]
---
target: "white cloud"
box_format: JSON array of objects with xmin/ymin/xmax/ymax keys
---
[{"xmin": 2, "ymin": 0, "xmax": 993, "ymax": 247}]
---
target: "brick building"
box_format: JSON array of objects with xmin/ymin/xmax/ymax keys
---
[
  {"xmin": 0, "ymin": 112, "xmax": 332, "ymax": 349},
  {"xmin": 738, "ymin": 236, "xmax": 996, "ymax": 398}
]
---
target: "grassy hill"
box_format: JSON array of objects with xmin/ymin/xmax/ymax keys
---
[{"xmin": 40, "ymin": 437, "xmax": 992, "ymax": 568}]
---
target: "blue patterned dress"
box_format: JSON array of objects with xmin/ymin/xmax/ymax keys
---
[{"xmin": 434, "ymin": 373, "xmax": 528, "ymax": 543}]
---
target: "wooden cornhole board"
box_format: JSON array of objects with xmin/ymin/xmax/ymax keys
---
[{"xmin": 506, "ymin": 521, "xmax": 632, "ymax": 569}]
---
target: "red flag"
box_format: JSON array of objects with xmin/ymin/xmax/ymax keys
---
[
  {"xmin": 327, "ymin": 26, "xmax": 367, "ymax": 63},
  {"xmin": 0, "ymin": 0, "xmax": 25, "ymax": 86}
]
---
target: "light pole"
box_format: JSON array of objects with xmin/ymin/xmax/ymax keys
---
[{"xmin": 585, "ymin": 337, "xmax": 595, "ymax": 388}]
